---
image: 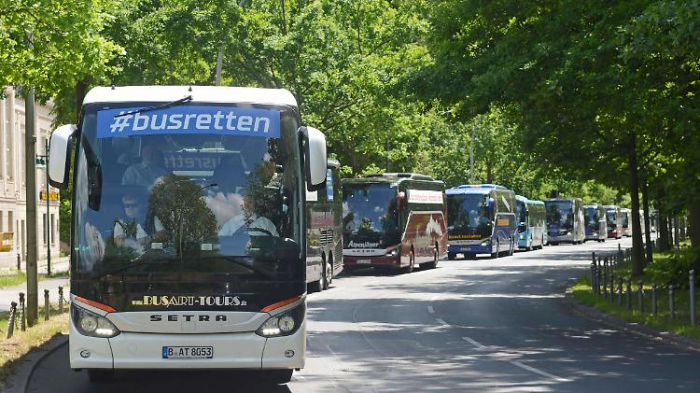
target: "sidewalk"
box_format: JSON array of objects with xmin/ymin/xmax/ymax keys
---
[{"xmin": 0, "ymin": 277, "xmax": 69, "ymax": 312}]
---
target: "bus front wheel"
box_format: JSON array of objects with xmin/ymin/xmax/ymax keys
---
[
  {"xmin": 448, "ymin": 252, "xmax": 456, "ymax": 260},
  {"xmin": 404, "ymin": 251, "xmax": 415, "ymax": 273},
  {"xmin": 491, "ymin": 240, "xmax": 499, "ymax": 259}
]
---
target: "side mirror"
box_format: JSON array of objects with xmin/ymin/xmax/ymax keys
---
[
  {"xmin": 396, "ymin": 192, "xmax": 405, "ymax": 211},
  {"xmin": 48, "ymin": 124, "xmax": 77, "ymax": 189},
  {"xmin": 299, "ymin": 126, "xmax": 327, "ymax": 191},
  {"xmin": 488, "ymin": 197, "xmax": 494, "ymax": 211}
]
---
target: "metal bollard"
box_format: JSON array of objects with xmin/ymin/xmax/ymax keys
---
[
  {"xmin": 610, "ymin": 275, "xmax": 615, "ymax": 302},
  {"xmin": 652, "ymin": 283, "xmax": 658, "ymax": 317},
  {"xmin": 44, "ymin": 289, "xmax": 50, "ymax": 321},
  {"xmin": 626, "ymin": 278, "xmax": 632, "ymax": 310},
  {"xmin": 16, "ymin": 253, "xmax": 20, "ymax": 270},
  {"xmin": 691, "ymin": 270, "xmax": 696, "ymax": 327},
  {"xmin": 603, "ymin": 258, "xmax": 608, "ymax": 299},
  {"xmin": 618, "ymin": 279, "xmax": 623, "ymax": 306},
  {"xmin": 638, "ymin": 280, "xmax": 644, "ymax": 313},
  {"xmin": 58, "ymin": 287, "xmax": 64, "ymax": 314},
  {"xmin": 669, "ymin": 285, "xmax": 675, "ymax": 319},
  {"xmin": 590, "ymin": 262, "xmax": 597, "ymax": 294},
  {"xmin": 19, "ymin": 292, "xmax": 26, "ymax": 331},
  {"xmin": 6, "ymin": 301, "xmax": 17, "ymax": 339}
]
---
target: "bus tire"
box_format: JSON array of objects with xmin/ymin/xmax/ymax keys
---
[
  {"xmin": 404, "ymin": 251, "xmax": 415, "ymax": 273},
  {"xmin": 322, "ymin": 259, "xmax": 332, "ymax": 290},
  {"xmin": 422, "ymin": 247, "xmax": 439, "ymax": 269},
  {"xmin": 491, "ymin": 240, "xmax": 499, "ymax": 259},
  {"xmin": 508, "ymin": 239, "xmax": 515, "ymax": 256},
  {"xmin": 527, "ymin": 236, "xmax": 534, "ymax": 251},
  {"xmin": 308, "ymin": 274, "xmax": 322, "ymax": 293},
  {"xmin": 448, "ymin": 252, "xmax": 456, "ymax": 260},
  {"xmin": 88, "ymin": 369, "xmax": 114, "ymax": 383}
]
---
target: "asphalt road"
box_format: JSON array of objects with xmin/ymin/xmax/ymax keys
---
[{"xmin": 27, "ymin": 238, "xmax": 700, "ymax": 392}]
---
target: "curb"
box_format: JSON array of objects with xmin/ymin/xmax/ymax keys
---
[
  {"xmin": 5, "ymin": 334, "xmax": 68, "ymax": 393},
  {"xmin": 563, "ymin": 289, "xmax": 700, "ymax": 352}
]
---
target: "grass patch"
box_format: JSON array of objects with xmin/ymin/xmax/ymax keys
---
[
  {"xmin": 0, "ymin": 271, "xmax": 70, "ymax": 289},
  {"xmin": 0, "ymin": 304, "xmax": 69, "ymax": 389},
  {"xmin": 0, "ymin": 272, "xmax": 27, "ymax": 289},
  {"xmin": 573, "ymin": 276, "xmax": 700, "ymax": 340}
]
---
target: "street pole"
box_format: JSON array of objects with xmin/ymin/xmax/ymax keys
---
[
  {"xmin": 45, "ymin": 139, "xmax": 51, "ymax": 276},
  {"xmin": 24, "ymin": 48, "xmax": 39, "ymax": 326}
]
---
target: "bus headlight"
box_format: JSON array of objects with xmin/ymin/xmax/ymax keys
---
[
  {"xmin": 480, "ymin": 240, "xmax": 490, "ymax": 247},
  {"xmin": 257, "ymin": 302, "xmax": 305, "ymax": 338},
  {"xmin": 387, "ymin": 248, "xmax": 399, "ymax": 257},
  {"xmin": 71, "ymin": 304, "xmax": 120, "ymax": 338}
]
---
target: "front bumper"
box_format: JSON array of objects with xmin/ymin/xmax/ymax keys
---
[
  {"xmin": 344, "ymin": 254, "xmax": 400, "ymax": 268},
  {"xmin": 448, "ymin": 243, "xmax": 490, "ymax": 254},
  {"xmin": 548, "ymin": 234, "xmax": 574, "ymax": 243},
  {"xmin": 69, "ymin": 316, "xmax": 306, "ymax": 370}
]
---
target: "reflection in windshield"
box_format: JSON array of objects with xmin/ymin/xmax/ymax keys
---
[
  {"xmin": 74, "ymin": 105, "xmax": 299, "ymax": 277},
  {"xmin": 584, "ymin": 208, "xmax": 599, "ymax": 226},
  {"xmin": 342, "ymin": 184, "xmax": 399, "ymax": 245},
  {"xmin": 447, "ymin": 194, "xmax": 490, "ymax": 231},
  {"xmin": 546, "ymin": 201, "xmax": 573, "ymax": 229},
  {"xmin": 606, "ymin": 211, "xmax": 617, "ymax": 226}
]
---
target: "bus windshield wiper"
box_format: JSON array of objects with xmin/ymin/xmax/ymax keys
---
[
  {"xmin": 90, "ymin": 256, "xmax": 176, "ymax": 280},
  {"xmin": 199, "ymin": 256, "xmax": 278, "ymax": 280},
  {"xmin": 114, "ymin": 95, "xmax": 193, "ymax": 118}
]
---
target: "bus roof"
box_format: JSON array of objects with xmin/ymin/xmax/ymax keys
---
[
  {"xmin": 344, "ymin": 173, "xmax": 442, "ymax": 186},
  {"xmin": 545, "ymin": 197, "xmax": 582, "ymax": 202},
  {"xmin": 83, "ymin": 86, "xmax": 299, "ymax": 108},
  {"xmin": 446, "ymin": 184, "xmax": 512, "ymax": 196}
]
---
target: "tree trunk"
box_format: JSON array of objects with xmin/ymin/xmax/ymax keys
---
[
  {"xmin": 689, "ymin": 200, "xmax": 700, "ymax": 249},
  {"xmin": 642, "ymin": 179, "xmax": 653, "ymax": 264},
  {"xmin": 628, "ymin": 133, "xmax": 644, "ymax": 276},
  {"xmin": 657, "ymin": 187, "xmax": 670, "ymax": 251}
]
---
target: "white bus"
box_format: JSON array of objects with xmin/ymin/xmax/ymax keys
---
[{"xmin": 48, "ymin": 86, "xmax": 327, "ymax": 383}]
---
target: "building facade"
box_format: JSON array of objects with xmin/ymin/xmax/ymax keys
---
[{"xmin": 0, "ymin": 87, "xmax": 61, "ymax": 269}]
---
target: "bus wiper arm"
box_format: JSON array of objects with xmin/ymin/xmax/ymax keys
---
[
  {"xmin": 90, "ymin": 257, "xmax": 174, "ymax": 280},
  {"xmin": 114, "ymin": 95, "xmax": 193, "ymax": 118},
  {"xmin": 201, "ymin": 256, "xmax": 278, "ymax": 280}
]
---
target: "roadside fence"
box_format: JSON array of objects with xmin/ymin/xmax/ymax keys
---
[
  {"xmin": 590, "ymin": 246, "xmax": 698, "ymax": 327},
  {"xmin": 4, "ymin": 286, "xmax": 70, "ymax": 339}
]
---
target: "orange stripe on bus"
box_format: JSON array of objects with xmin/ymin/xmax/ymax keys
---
[
  {"xmin": 261, "ymin": 296, "xmax": 300, "ymax": 313},
  {"xmin": 74, "ymin": 296, "xmax": 116, "ymax": 313}
]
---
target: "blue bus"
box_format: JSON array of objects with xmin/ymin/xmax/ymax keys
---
[
  {"xmin": 516, "ymin": 196, "xmax": 547, "ymax": 251},
  {"xmin": 446, "ymin": 184, "xmax": 517, "ymax": 259}
]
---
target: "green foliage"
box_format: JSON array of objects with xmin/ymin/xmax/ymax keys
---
[
  {"xmin": 646, "ymin": 248, "xmax": 700, "ymax": 288},
  {"xmin": 0, "ymin": 0, "xmax": 121, "ymax": 97}
]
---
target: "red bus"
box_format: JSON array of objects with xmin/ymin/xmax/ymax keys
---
[{"xmin": 342, "ymin": 173, "xmax": 447, "ymax": 273}]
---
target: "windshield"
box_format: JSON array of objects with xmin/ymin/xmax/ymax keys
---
[
  {"xmin": 342, "ymin": 183, "xmax": 399, "ymax": 247},
  {"xmin": 447, "ymin": 194, "xmax": 492, "ymax": 238},
  {"xmin": 606, "ymin": 210, "xmax": 616, "ymax": 226},
  {"xmin": 621, "ymin": 212, "xmax": 630, "ymax": 228},
  {"xmin": 546, "ymin": 201, "xmax": 574, "ymax": 229},
  {"xmin": 72, "ymin": 103, "xmax": 302, "ymax": 280},
  {"xmin": 584, "ymin": 207, "xmax": 599, "ymax": 227}
]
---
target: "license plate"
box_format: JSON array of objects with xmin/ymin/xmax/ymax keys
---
[
  {"xmin": 162, "ymin": 346, "xmax": 213, "ymax": 359},
  {"xmin": 356, "ymin": 259, "xmax": 371, "ymax": 264}
]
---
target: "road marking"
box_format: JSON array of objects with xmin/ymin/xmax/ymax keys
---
[
  {"xmin": 509, "ymin": 360, "xmax": 571, "ymax": 383},
  {"xmin": 462, "ymin": 336, "xmax": 487, "ymax": 350},
  {"xmin": 436, "ymin": 318, "xmax": 449, "ymax": 326},
  {"xmin": 427, "ymin": 305, "xmax": 435, "ymax": 314},
  {"xmin": 462, "ymin": 337, "xmax": 570, "ymax": 383}
]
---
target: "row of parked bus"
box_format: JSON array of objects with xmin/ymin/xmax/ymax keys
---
[{"xmin": 309, "ymin": 172, "xmax": 642, "ymax": 287}]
